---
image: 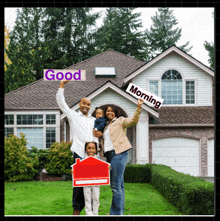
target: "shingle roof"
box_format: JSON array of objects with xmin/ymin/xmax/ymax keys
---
[
  {"xmin": 4, "ymin": 48, "xmax": 214, "ymax": 126},
  {"xmin": 4, "ymin": 49, "xmax": 145, "ymax": 110},
  {"xmin": 152, "ymin": 106, "xmax": 214, "ymax": 125}
]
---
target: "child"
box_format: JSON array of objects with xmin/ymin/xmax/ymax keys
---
[
  {"xmin": 71, "ymin": 141, "xmax": 110, "ymax": 215},
  {"xmin": 83, "ymin": 142, "xmax": 101, "ymax": 215},
  {"xmin": 93, "ymin": 107, "xmax": 107, "ymax": 154}
]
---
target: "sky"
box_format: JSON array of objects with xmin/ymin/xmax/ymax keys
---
[{"xmin": 5, "ymin": 7, "xmax": 214, "ymax": 67}]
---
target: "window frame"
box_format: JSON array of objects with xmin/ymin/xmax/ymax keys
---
[
  {"xmin": 148, "ymin": 69, "xmax": 198, "ymax": 106},
  {"xmin": 4, "ymin": 111, "xmax": 60, "ymax": 149}
]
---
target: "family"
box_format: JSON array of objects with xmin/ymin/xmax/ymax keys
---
[{"xmin": 56, "ymin": 80, "xmax": 144, "ymax": 215}]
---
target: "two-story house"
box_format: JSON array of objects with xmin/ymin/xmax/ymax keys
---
[{"xmin": 4, "ymin": 45, "xmax": 214, "ymax": 178}]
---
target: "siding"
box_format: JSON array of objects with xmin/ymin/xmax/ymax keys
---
[
  {"xmin": 132, "ymin": 51, "xmax": 212, "ymax": 106},
  {"xmin": 75, "ymin": 87, "xmax": 148, "ymax": 119}
]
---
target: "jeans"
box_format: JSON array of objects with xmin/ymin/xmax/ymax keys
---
[
  {"xmin": 105, "ymin": 149, "xmax": 128, "ymax": 215},
  {"xmin": 72, "ymin": 152, "xmax": 85, "ymax": 212}
]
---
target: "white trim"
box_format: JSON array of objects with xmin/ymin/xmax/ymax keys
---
[
  {"xmin": 60, "ymin": 82, "xmax": 159, "ymax": 119},
  {"xmin": 64, "ymin": 121, "xmax": 66, "ymax": 142},
  {"xmin": 149, "ymin": 124, "xmax": 214, "ymax": 127},
  {"xmin": 76, "ymin": 179, "xmax": 108, "ymax": 185},
  {"xmin": 123, "ymin": 46, "xmax": 214, "ymax": 84}
]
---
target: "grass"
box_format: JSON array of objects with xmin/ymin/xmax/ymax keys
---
[{"xmin": 5, "ymin": 181, "xmax": 183, "ymax": 215}]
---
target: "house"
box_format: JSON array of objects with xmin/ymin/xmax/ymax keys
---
[
  {"xmin": 71, "ymin": 156, "xmax": 110, "ymax": 187},
  {"xmin": 4, "ymin": 45, "xmax": 214, "ymax": 179}
]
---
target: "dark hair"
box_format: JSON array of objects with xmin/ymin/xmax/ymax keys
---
[
  {"xmin": 95, "ymin": 107, "xmax": 105, "ymax": 116},
  {"xmin": 103, "ymin": 104, "xmax": 123, "ymax": 119},
  {"xmin": 84, "ymin": 141, "xmax": 98, "ymax": 153}
]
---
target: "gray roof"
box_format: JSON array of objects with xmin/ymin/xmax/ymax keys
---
[
  {"xmin": 5, "ymin": 49, "xmax": 145, "ymax": 110},
  {"xmin": 4, "ymin": 48, "xmax": 214, "ymax": 125}
]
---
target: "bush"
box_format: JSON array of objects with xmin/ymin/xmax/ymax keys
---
[
  {"xmin": 27, "ymin": 146, "xmax": 50, "ymax": 173},
  {"xmin": 124, "ymin": 164, "xmax": 152, "ymax": 183},
  {"xmin": 150, "ymin": 164, "xmax": 214, "ymax": 215},
  {"xmin": 4, "ymin": 133, "xmax": 39, "ymax": 182},
  {"xmin": 44, "ymin": 141, "xmax": 73, "ymax": 176}
]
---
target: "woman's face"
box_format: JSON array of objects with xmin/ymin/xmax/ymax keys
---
[{"xmin": 106, "ymin": 106, "xmax": 116, "ymax": 120}]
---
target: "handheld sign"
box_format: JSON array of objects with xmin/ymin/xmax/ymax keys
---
[
  {"xmin": 126, "ymin": 83, "xmax": 164, "ymax": 109},
  {"xmin": 44, "ymin": 69, "xmax": 86, "ymax": 81},
  {"xmin": 71, "ymin": 156, "xmax": 110, "ymax": 187}
]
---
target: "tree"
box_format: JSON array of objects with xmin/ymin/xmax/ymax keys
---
[
  {"xmin": 4, "ymin": 25, "xmax": 12, "ymax": 71},
  {"xmin": 144, "ymin": 7, "xmax": 192, "ymax": 60},
  {"xmin": 203, "ymin": 12, "xmax": 214, "ymax": 70},
  {"xmin": 5, "ymin": 7, "xmax": 100, "ymax": 94},
  {"xmin": 94, "ymin": 7, "xmax": 148, "ymax": 61},
  {"xmin": 204, "ymin": 41, "xmax": 214, "ymax": 70},
  {"xmin": 5, "ymin": 8, "xmax": 41, "ymax": 94}
]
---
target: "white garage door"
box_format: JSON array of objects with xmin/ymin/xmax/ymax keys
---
[
  {"xmin": 208, "ymin": 139, "xmax": 214, "ymax": 177},
  {"xmin": 152, "ymin": 138, "xmax": 199, "ymax": 177}
]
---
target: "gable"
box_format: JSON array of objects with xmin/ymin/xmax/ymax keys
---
[
  {"xmin": 123, "ymin": 45, "xmax": 214, "ymax": 85},
  {"xmin": 130, "ymin": 50, "xmax": 213, "ymax": 106}
]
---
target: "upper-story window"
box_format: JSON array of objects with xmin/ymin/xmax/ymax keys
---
[
  {"xmin": 161, "ymin": 70, "xmax": 182, "ymax": 105},
  {"xmin": 149, "ymin": 81, "xmax": 158, "ymax": 96}
]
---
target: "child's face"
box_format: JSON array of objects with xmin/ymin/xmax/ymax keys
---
[
  {"xmin": 86, "ymin": 143, "xmax": 96, "ymax": 156},
  {"xmin": 96, "ymin": 109, "xmax": 103, "ymax": 119}
]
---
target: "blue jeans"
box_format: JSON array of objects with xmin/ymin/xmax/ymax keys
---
[{"xmin": 105, "ymin": 149, "xmax": 128, "ymax": 215}]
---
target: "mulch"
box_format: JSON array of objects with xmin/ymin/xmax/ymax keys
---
[{"xmin": 34, "ymin": 171, "xmax": 64, "ymax": 182}]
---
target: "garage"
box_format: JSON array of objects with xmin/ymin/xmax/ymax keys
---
[
  {"xmin": 207, "ymin": 139, "xmax": 214, "ymax": 177},
  {"xmin": 152, "ymin": 137, "xmax": 200, "ymax": 177}
]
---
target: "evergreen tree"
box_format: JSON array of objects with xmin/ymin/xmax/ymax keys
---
[
  {"xmin": 203, "ymin": 12, "xmax": 214, "ymax": 70},
  {"xmin": 204, "ymin": 41, "xmax": 214, "ymax": 70},
  {"xmin": 95, "ymin": 7, "xmax": 148, "ymax": 61},
  {"xmin": 144, "ymin": 7, "xmax": 192, "ymax": 60},
  {"xmin": 5, "ymin": 7, "xmax": 100, "ymax": 94},
  {"xmin": 5, "ymin": 8, "xmax": 43, "ymax": 94}
]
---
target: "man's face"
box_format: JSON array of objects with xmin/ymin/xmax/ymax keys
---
[{"xmin": 79, "ymin": 98, "xmax": 91, "ymax": 116}]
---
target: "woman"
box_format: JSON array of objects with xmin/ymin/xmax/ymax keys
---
[{"xmin": 101, "ymin": 98, "xmax": 144, "ymax": 215}]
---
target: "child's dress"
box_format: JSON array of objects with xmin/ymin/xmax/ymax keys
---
[{"xmin": 83, "ymin": 154, "xmax": 100, "ymax": 215}]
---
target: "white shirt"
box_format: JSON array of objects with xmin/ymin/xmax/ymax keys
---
[
  {"xmin": 56, "ymin": 88, "xmax": 96, "ymax": 158},
  {"xmin": 103, "ymin": 118, "xmax": 116, "ymax": 153}
]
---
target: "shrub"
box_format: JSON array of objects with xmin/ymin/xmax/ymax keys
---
[
  {"xmin": 44, "ymin": 141, "xmax": 73, "ymax": 176},
  {"xmin": 150, "ymin": 163, "xmax": 214, "ymax": 215},
  {"xmin": 27, "ymin": 146, "xmax": 50, "ymax": 173},
  {"xmin": 124, "ymin": 164, "xmax": 152, "ymax": 183},
  {"xmin": 4, "ymin": 133, "xmax": 39, "ymax": 182}
]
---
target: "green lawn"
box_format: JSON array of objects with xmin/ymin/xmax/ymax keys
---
[{"xmin": 5, "ymin": 181, "xmax": 183, "ymax": 215}]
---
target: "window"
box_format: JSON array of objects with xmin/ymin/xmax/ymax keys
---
[
  {"xmin": 5, "ymin": 115, "xmax": 14, "ymax": 125},
  {"xmin": 17, "ymin": 127, "xmax": 44, "ymax": 149},
  {"xmin": 46, "ymin": 127, "xmax": 56, "ymax": 148},
  {"xmin": 4, "ymin": 128, "xmax": 14, "ymax": 138},
  {"xmin": 46, "ymin": 114, "xmax": 56, "ymax": 124},
  {"xmin": 161, "ymin": 70, "xmax": 182, "ymax": 104},
  {"xmin": 186, "ymin": 81, "xmax": 195, "ymax": 104},
  {"xmin": 4, "ymin": 112, "xmax": 58, "ymax": 149},
  {"xmin": 149, "ymin": 81, "xmax": 158, "ymax": 96},
  {"xmin": 17, "ymin": 115, "xmax": 43, "ymax": 125}
]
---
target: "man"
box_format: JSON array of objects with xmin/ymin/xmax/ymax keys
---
[{"xmin": 56, "ymin": 80, "xmax": 103, "ymax": 215}]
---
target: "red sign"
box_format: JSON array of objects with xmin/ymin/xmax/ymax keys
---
[{"xmin": 71, "ymin": 156, "xmax": 110, "ymax": 187}]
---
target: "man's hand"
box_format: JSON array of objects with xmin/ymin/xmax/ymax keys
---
[
  {"xmin": 60, "ymin": 80, "xmax": 69, "ymax": 88},
  {"xmin": 93, "ymin": 130, "xmax": 103, "ymax": 138}
]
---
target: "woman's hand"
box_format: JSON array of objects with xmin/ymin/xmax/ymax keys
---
[{"xmin": 137, "ymin": 98, "xmax": 144, "ymax": 108}]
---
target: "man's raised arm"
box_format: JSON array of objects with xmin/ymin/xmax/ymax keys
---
[{"xmin": 56, "ymin": 80, "xmax": 71, "ymax": 115}]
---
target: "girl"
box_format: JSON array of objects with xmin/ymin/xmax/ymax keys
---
[{"xmin": 83, "ymin": 141, "xmax": 100, "ymax": 215}]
